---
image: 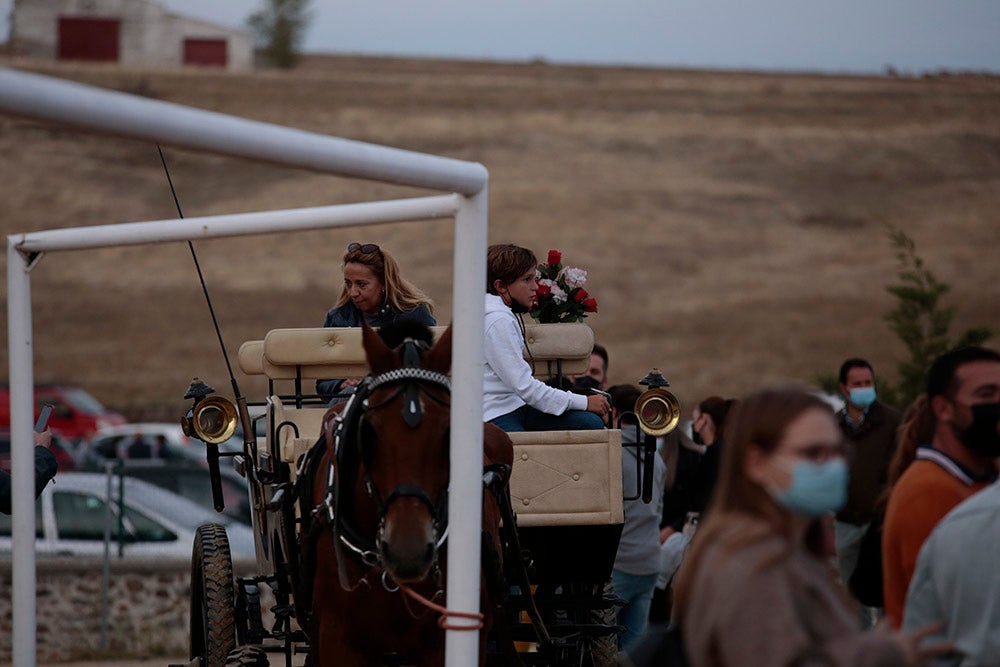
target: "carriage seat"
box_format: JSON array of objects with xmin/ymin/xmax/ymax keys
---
[
  {"xmin": 237, "ymin": 323, "xmax": 598, "ymax": 466},
  {"xmin": 506, "ymin": 429, "xmax": 623, "ymax": 528}
]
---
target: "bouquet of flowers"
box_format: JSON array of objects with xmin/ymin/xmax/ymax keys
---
[{"xmin": 530, "ymin": 249, "xmax": 598, "ymax": 323}]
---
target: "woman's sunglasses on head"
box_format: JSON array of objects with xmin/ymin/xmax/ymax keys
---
[{"xmin": 348, "ymin": 242, "xmax": 381, "ymax": 254}]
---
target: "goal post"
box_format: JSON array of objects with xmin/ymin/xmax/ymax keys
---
[{"xmin": 1, "ymin": 66, "xmax": 488, "ymax": 667}]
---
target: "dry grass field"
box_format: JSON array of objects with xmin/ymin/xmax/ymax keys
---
[{"xmin": 1, "ymin": 55, "xmax": 998, "ymax": 418}]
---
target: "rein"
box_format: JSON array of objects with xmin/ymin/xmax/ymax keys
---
[{"xmin": 398, "ymin": 583, "xmax": 484, "ymax": 631}]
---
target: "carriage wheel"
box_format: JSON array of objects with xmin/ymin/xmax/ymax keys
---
[
  {"xmin": 225, "ymin": 644, "xmax": 270, "ymax": 667},
  {"xmin": 584, "ymin": 580, "xmax": 618, "ymax": 667},
  {"xmin": 566, "ymin": 580, "xmax": 617, "ymax": 667},
  {"xmin": 190, "ymin": 522, "xmax": 237, "ymax": 667}
]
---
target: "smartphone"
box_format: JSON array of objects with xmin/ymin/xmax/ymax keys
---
[{"xmin": 34, "ymin": 404, "xmax": 54, "ymax": 433}]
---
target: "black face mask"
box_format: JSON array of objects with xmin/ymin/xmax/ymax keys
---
[
  {"xmin": 960, "ymin": 402, "xmax": 1000, "ymax": 458},
  {"xmin": 509, "ymin": 299, "xmax": 531, "ymax": 314}
]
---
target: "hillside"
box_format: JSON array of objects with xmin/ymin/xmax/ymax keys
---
[{"xmin": 1, "ymin": 55, "xmax": 998, "ymax": 417}]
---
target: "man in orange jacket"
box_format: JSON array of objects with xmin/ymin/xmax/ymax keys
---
[{"xmin": 882, "ymin": 346, "xmax": 1000, "ymax": 626}]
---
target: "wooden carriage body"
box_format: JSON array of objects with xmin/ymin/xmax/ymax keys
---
[{"xmin": 186, "ymin": 322, "xmax": 629, "ymax": 667}]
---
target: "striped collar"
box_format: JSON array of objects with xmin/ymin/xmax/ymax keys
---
[{"xmin": 915, "ymin": 446, "xmax": 998, "ymax": 485}]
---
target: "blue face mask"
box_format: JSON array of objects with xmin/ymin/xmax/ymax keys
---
[
  {"xmin": 769, "ymin": 459, "xmax": 848, "ymax": 518},
  {"xmin": 848, "ymin": 387, "xmax": 876, "ymax": 409}
]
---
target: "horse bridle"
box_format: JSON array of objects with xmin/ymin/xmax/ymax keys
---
[{"xmin": 319, "ymin": 340, "xmax": 452, "ymax": 570}]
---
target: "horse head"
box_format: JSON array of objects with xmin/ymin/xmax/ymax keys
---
[{"xmin": 358, "ymin": 320, "xmax": 452, "ymax": 584}]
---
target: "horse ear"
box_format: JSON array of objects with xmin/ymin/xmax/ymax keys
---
[
  {"xmin": 361, "ymin": 320, "xmax": 397, "ymax": 375},
  {"xmin": 424, "ymin": 324, "xmax": 453, "ymax": 374}
]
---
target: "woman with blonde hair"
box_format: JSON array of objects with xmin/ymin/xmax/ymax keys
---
[
  {"xmin": 671, "ymin": 386, "xmax": 951, "ymax": 667},
  {"xmin": 316, "ymin": 242, "xmax": 435, "ymax": 401}
]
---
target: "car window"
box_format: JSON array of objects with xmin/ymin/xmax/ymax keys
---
[
  {"xmin": 52, "ymin": 490, "xmax": 178, "ymax": 543},
  {"xmin": 121, "ymin": 505, "xmax": 177, "ymax": 542},
  {"xmin": 0, "ymin": 496, "xmax": 45, "ymax": 538},
  {"xmin": 53, "ymin": 491, "xmax": 112, "ymax": 540},
  {"xmin": 61, "ymin": 388, "xmax": 107, "ymax": 415}
]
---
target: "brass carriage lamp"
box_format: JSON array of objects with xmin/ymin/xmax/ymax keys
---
[
  {"xmin": 182, "ymin": 378, "xmax": 239, "ymax": 444},
  {"xmin": 181, "ymin": 378, "xmax": 239, "ymax": 512},
  {"xmin": 632, "ymin": 369, "xmax": 681, "ymax": 503},
  {"xmin": 635, "ymin": 368, "xmax": 681, "ymax": 436}
]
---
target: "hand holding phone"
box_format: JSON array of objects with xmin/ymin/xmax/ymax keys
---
[{"xmin": 34, "ymin": 404, "xmax": 53, "ymax": 433}]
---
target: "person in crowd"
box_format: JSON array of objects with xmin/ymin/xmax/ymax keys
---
[
  {"xmin": 882, "ymin": 346, "xmax": 1000, "ymax": 627},
  {"xmin": 316, "ymin": 242, "xmax": 436, "ymax": 402},
  {"xmin": 126, "ymin": 433, "xmax": 153, "ymax": 459},
  {"xmin": 0, "ymin": 430, "xmax": 58, "ymax": 514},
  {"xmin": 661, "ymin": 396, "xmax": 734, "ymax": 537},
  {"xmin": 574, "ymin": 343, "xmax": 609, "ymax": 390},
  {"xmin": 832, "ymin": 358, "xmax": 900, "ymax": 610},
  {"xmin": 904, "ymin": 467, "xmax": 1000, "ymax": 666},
  {"xmin": 672, "ymin": 385, "xmax": 952, "ymax": 667},
  {"xmin": 483, "ymin": 244, "xmax": 608, "ymax": 431},
  {"xmin": 647, "ymin": 425, "xmax": 696, "ymax": 624},
  {"xmin": 652, "ymin": 396, "xmax": 733, "ymax": 622},
  {"xmin": 608, "ymin": 384, "xmax": 667, "ymax": 651}
]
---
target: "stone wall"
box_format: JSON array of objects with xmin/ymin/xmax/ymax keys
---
[{"xmin": 0, "ymin": 556, "xmax": 268, "ymax": 662}]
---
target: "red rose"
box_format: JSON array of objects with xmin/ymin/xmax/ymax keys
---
[
  {"xmin": 547, "ymin": 249, "xmax": 562, "ymax": 266},
  {"xmin": 573, "ymin": 288, "xmax": 589, "ymax": 303},
  {"xmin": 583, "ymin": 298, "xmax": 598, "ymax": 313},
  {"xmin": 536, "ymin": 282, "xmax": 551, "ymax": 298}
]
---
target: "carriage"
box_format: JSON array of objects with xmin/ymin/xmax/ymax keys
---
[{"xmin": 179, "ymin": 321, "xmax": 679, "ymax": 667}]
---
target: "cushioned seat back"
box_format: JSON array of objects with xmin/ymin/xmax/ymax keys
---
[
  {"xmin": 237, "ymin": 323, "xmax": 594, "ymax": 381},
  {"xmin": 507, "ymin": 429, "xmax": 624, "ymax": 527}
]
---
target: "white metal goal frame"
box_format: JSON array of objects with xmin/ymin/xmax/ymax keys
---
[{"xmin": 0, "ymin": 67, "xmax": 488, "ymax": 667}]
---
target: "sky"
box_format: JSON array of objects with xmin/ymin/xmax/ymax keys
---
[{"xmin": 4, "ymin": 0, "xmax": 999, "ymax": 74}]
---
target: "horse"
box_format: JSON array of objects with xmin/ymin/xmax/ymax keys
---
[{"xmin": 296, "ymin": 320, "xmax": 513, "ymax": 667}]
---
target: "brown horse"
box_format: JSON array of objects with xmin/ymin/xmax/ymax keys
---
[{"xmin": 298, "ymin": 320, "xmax": 512, "ymax": 667}]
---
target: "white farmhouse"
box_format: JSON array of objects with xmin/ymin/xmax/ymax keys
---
[{"xmin": 9, "ymin": 0, "xmax": 253, "ymax": 70}]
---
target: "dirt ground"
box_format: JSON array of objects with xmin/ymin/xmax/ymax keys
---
[{"xmin": 1, "ymin": 55, "xmax": 998, "ymax": 415}]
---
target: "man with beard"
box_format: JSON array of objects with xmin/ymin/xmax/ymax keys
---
[{"xmin": 882, "ymin": 346, "xmax": 1000, "ymax": 628}]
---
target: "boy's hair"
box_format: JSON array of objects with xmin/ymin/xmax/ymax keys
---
[{"xmin": 486, "ymin": 244, "xmax": 537, "ymax": 294}]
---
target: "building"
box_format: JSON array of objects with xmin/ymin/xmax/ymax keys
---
[{"xmin": 9, "ymin": 0, "xmax": 253, "ymax": 70}]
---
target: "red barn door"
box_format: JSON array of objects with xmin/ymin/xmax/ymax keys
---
[
  {"xmin": 184, "ymin": 39, "xmax": 228, "ymax": 67},
  {"xmin": 58, "ymin": 17, "xmax": 120, "ymax": 61}
]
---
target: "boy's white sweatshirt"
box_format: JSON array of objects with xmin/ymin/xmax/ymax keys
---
[{"xmin": 483, "ymin": 293, "xmax": 588, "ymax": 422}]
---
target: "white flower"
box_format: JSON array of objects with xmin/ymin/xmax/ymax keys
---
[
  {"xmin": 549, "ymin": 282, "xmax": 568, "ymax": 304},
  {"xmin": 559, "ymin": 267, "xmax": 588, "ymax": 290}
]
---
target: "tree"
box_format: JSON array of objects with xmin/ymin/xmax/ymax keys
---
[
  {"xmin": 247, "ymin": 0, "xmax": 312, "ymax": 69},
  {"xmin": 880, "ymin": 225, "xmax": 992, "ymax": 407},
  {"xmin": 815, "ymin": 226, "xmax": 992, "ymax": 407}
]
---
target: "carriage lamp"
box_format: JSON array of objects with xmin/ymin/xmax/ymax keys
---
[
  {"xmin": 635, "ymin": 368, "xmax": 681, "ymax": 437},
  {"xmin": 631, "ymin": 368, "xmax": 682, "ymax": 504},
  {"xmin": 181, "ymin": 378, "xmax": 239, "ymax": 445},
  {"xmin": 181, "ymin": 378, "xmax": 239, "ymax": 512}
]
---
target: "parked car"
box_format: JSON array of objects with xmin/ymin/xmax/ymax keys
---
[
  {"xmin": 77, "ymin": 422, "xmax": 206, "ymax": 469},
  {"xmin": 0, "ymin": 428, "xmax": 77, "ymax": 472},
  {"xmin": 76, "ymin": 423, "xmax": 251, "ymax": 520},
  {"xmin": 0, "ymin": 384, "xmax": 127, "ymax": 443},
  {"xmin": 0, "ymin": 472, "xmax": 255, "ymax": 560},
  {"xmin": 119, "ymin": 459, "xmax": 251, "ymax": 525}
]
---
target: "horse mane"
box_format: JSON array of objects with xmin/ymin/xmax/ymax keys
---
[{"xmin": 377, "ymin": 319, "xmax": 435, "ymax": 349}]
